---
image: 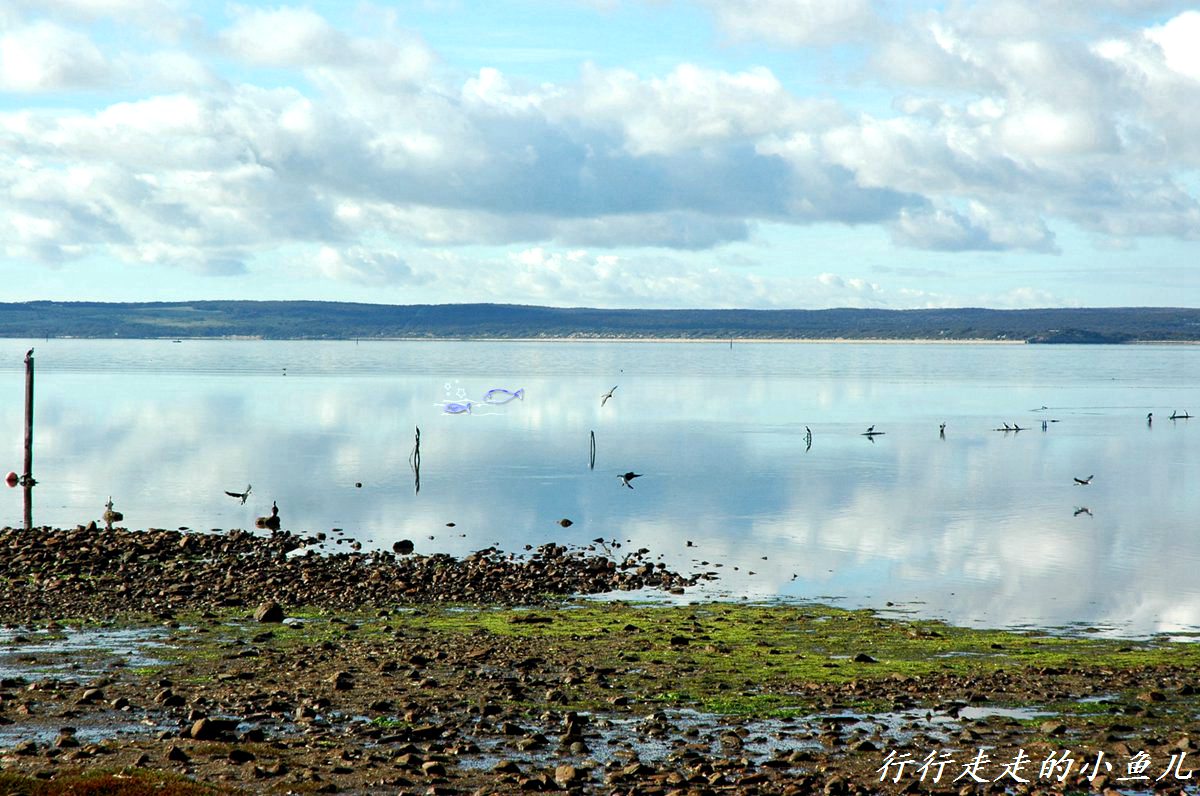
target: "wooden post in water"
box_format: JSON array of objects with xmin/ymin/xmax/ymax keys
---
[
  {"xmin": 589, "ymin": 430, "xmax": 596, "ymax": 470},
  {"xmin": 22, "ymin": 349, "xmax": 34, "ymax": 530},
  {"xmin": 22, "ymin": 484, "xmax": 32, "ymax": 531},
  {"xmin": 23, "ymin": 349, "xmax": 33, "ymax": 486}
]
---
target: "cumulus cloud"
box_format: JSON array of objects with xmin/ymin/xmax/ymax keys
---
[
  {"xmin": 1145, "ymin": 10, "xmax": 1200, "ymax": 81},
  {"xmin": 890, "ymin": 204, "xmax": 1057, "ymax": 253},
  {"xmin": 0, "ymin": 20, "xmax": 113, "ymax": 91},
  {"xmin": 412, "ymin": 247, "xmax": 887, "ymax": 309},
  {"xmin": 2, "ymin": 0, "xmax": 1199, "ymax": 305},
  {"xmin": 315, "ymin": 245, "xmax": 420, "ymax": 286}
]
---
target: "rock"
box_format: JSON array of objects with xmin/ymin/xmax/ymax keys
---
[
  {"xmin": 852, "ymin": 653, "xmax": 878, "ymax": 663},
  {"xmin": 332, "ymin": 671, "xmax": 354, "ymax": 691},
  {"xmin": 77, "ymin": 687, "xmax": 104, "ymax": 704},
  {"xmin": 228, "ymin": 747, "xmax": 257, "ymax": 764},
  {"xmin": 166, "ymin": 745, "xmax": 190, "ymax": 762},
  {"xmin": 254, "ymin": 601, "xmax": 285, "ymax": 623},
  {"xmin": 555, "ymin": 764, "xmax": 579, "ymax": 785},
  {"xmin": 190, "ymin": 717, "xmax": 238, "ymax": 741},
  {"xmin": 558, "ymin": 519, "xmax": 573, "ymax": 528},
  {"xmin": 393, "ymin": 539, "xmax": 414, "ymax": 555}
]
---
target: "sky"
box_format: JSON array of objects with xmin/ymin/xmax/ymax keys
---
[{"xmin": 1, "ymin": 0, "xmax": 1198, "ymax": 310}]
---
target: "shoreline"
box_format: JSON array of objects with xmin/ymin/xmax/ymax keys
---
[
  {"xmin": 19, "ymin": 335, "xmax": 1200, "ymax": 344},
  {"xmin": 12, "ymin": 333, "xmax": 1200, "ymax": 345},
  {"xmin": 1, "ymin": 526, "xmax": 1198, "ymax": 794}
]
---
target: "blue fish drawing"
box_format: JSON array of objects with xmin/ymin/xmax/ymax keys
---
[
  {"xmin": 443, "ymin": 401, "xmax": 473, "ymax": 414},
  {"xmin": 483, "ymin": 388, "xmax": 525, "ymax": 404}
]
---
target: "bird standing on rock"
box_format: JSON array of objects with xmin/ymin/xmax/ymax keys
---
[
  {"xmin": 103, "ymin": 497, "xmax": 123, "ymax": 529},
  {"xmin": 256, "ymin": 501, "xmax": 281, "ymax": 531}
]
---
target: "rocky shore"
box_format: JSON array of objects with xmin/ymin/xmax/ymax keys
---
[
  {"xmin": 0, "ymin": 526, "xmax": 701, "ymax": 622},
  {"xmin": 2, "ymin": 526, "xmax": 1200, "ymax": 795}
]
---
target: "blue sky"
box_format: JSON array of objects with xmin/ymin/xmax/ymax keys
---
[{"xmin": 1, "ymin": 0, "xmax": 1198, "ymax": 309}]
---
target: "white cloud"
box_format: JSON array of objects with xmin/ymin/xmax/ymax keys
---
[
  {"xmin": 418, "ymin": 247, "xmax": 886, "ymax": 309},
  {"xmin": 1145, "ymin": 10, "xmax": 1200, "ymax": 81},
  {"xmin": 2, "ymin": 0, "xmax": 1199, "ymax": 304},
  {"xmin": 218, "ymin": 5, "xmax": 435, "ymax": 86},
  {"xmin": 316, "ymin": 245, "xmax": 419, "ymax": 286},
  {"xmin": 890, "ymin": 204, "xmax": 1057, "ymax": 253},
  {"xmin": 0, "ymin": 20, "xmax": 112, "ymax": 91},
  {"xmin": 549, "ymin": 62, "xmax": 807, "ymax": 156}
]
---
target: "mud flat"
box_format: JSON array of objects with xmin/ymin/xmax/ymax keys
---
[{"xmin": 2, "ymin": 526, "xmax": 1200, "ymax": 794}]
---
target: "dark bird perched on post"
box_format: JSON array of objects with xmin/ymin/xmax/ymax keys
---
[
  {"xmin": 1147, "ymin": 412, "xmax": 1153, "ymax": 426},
  {"xmin": 256, "ymin": 501, "xmax": 281, "ymax": 530},
  {"xmin": 225, "ymin": 484, "xmax": 251, "ymax": 505},
  {"xmin": 25, "ymin": 348, "xmax": 33, "ymax": 362},
  {"xmin": 618, "ymin": 472, "xmax": 642, "ymax": 489},
  {"xmin": 601, "ymin": 386, "xmax": 618, "ymax": 407},
  {"xmin": 1073, "ymin": 475, "xmax": 1094, "ymax": 486}
]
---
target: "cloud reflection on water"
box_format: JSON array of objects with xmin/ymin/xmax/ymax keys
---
[{"xmin": 1, "ymin": 339, "xmax": 1197, "ymax": 636}]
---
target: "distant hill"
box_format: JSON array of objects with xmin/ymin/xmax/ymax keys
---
[{"xmin": 1, "ymin": 301, "xmax": 1198, "ymax": 342}]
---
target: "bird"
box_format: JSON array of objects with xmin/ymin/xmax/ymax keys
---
[
  {"xmin": 103, "ymin": 497, "xmax": 123, "ymax": 528},
  {"xmin": 1073, "ymin": 475, "xmax": 1094, "ymax": 486},
  {"xmin": 1003, "ymin": 422, "xmax": 1011, "ymax": 431},
  {"xmin": 866, "ymin": 425, "xmax": 875, "ymax": 434},
  {"xmin": 224, "ymin": 484, "xmax": 252, "ymax": 505},
  {"xmin": 1074, "ymin": 507, "xmax": 1093, "ymax": 517},
  {"xmin": 1147, "ymin": 412, "xmax": 1153, "ymax": 426},
  {"xmin": 601, "ymin": 386, "xmax": 618, "ymax": 407},
  {"xmin": 255, "ymin": 500, "xmax": 281, "ymax": 531},
  {"xmin": 24, "ymin": 348, "xmax": 33, "ymax": 362},
  {"xmin": 939, "ymin": 423, "xmax": 946, "ymax": 437},
  {"xmin": 618, "ymin": 472, "xmax": 642, "ymax": 489}
]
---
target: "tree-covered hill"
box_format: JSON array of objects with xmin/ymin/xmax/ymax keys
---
[{"xmin": 1, "ymin": 301, "xmax": 1197, "ymax": 342}]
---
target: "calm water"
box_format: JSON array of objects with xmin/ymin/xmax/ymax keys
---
[{"xmin": 2, "ymin": 338, "xmax": 1197, "ymax": 636}]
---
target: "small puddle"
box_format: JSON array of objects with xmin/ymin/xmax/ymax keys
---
[
  {"xmin": 0, "ymin": 711, "xmax": 170, "ymax": 748},
  {"xmin": 0, "ymin": 626, "xmax": 170, "ymax": 681}
]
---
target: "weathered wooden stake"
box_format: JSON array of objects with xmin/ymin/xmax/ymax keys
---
[
  {"xmin": 22, "ymin": 349, "xmax": 34, "ymax": 530},
  {"xmin": 23, "ymin": 349, "xmax": 34, "ymax": 485}
]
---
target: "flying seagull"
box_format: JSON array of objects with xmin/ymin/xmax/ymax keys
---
[
  {"xmin": 224, "ymin": 484, "xmax": 252, "ymax": 505},
  {"xmin": 601, "ymin": 386, "xmax": 618, "ymax": 407},
  {"xmin": 618, "ymin": 472, "xmax": 642, "ymax": 489},
  {"xmin": 1073, "ymin": 475, "xmax": 1094, "ymax": 486}
]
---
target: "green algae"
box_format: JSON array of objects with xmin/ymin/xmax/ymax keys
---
[{"xmin": 135, "ymin": 601, "xmax": 1200, "ymax": 721}]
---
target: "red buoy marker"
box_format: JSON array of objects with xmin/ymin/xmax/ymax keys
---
[{"xmin": 5, "ymin": 471, "xmax": 18, "ymax": 488}]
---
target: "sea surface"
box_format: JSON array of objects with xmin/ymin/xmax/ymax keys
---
[{"xmin": 1, "ymin": 338, "xmax": 1197, "ymax": 636}]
